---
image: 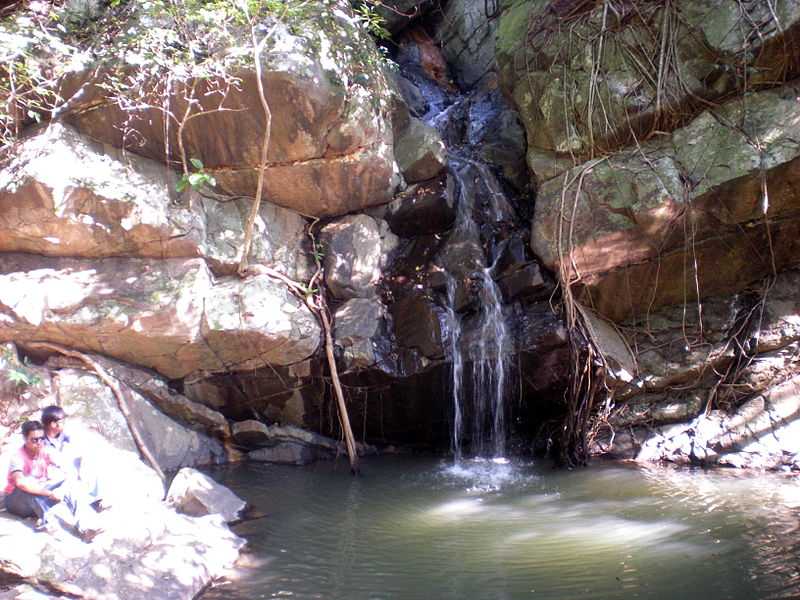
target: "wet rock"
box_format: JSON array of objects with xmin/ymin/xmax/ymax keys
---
[
  {"xmin": 334, "ymin": 298, "xmax": 387, "ymax": 370},
  {"xmin": 384, "ymin": 174, "xmax": 456, "ymax": 236},
  {"xmin": 532, "ymin": 83, "xmax": 800, "ymax": 321},
  {"xmin": 0, "ymin": 255, "xmax": 320, "ymax": 379},
  {"xmin": 394, "ymin": 116, "xmax": 447, "ymax": 183},
  {"xmin": 390, "ymin": 293, "xmax": 446, "ymax": 359},
  {"xmin": 321, "ymin": 215, "xmax": 399, "ymax": 300},
  {"xmin": 166, "ymin": 468, "xmax": 246, "ymax": 523},
  {"xmin": 496, "ymin": 262, "xmax": 551, "ymax": 303},
  {"xmin": 466, "ymin": 88, "xmax": 528, "ymax": 190},
  {"xmin": 62, "ymin": 2, "xmax": 397, "ymax": 217}
]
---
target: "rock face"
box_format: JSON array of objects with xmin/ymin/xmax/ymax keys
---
[
  {"xmin": 532, "ymin": 82, "xmax": 800, "ymax": 321},
  {"xmin": 333, "ymin": 298, "xmax": 388, "ymax": 370},
  {"xmin": 436, "ymin": 0, "xmax": 499, "ymax": 88},
  {"xmin": 321, "ymin": 215, "xmax": 398, "ymax": 300},
  {"xmin": 497, "ymin": 0, "xmax": 800, "ymax": 182},
  {"xmin": 0, "ymin": 254, "xmax": 320, "ymax": 379},
  {"xmin": 0, "ymin": 123, "xmax": 312, "ymax": 279},
  {"xmin": 592, "ymin": 268, "xmax": 800, "ymax": 470},
  {"xmin": 60, "ymin": 3, "xmax": 398, "ymax": 218}
]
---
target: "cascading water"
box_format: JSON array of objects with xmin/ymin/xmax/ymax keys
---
[{"xmin": 443, "ymin": 157, "xmax": 513, "ymax": 461}]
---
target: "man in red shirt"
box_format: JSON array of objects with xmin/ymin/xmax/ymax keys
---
[{"xmin": 4, "ymin": 420, "xmax": 102, "ymax": 541}]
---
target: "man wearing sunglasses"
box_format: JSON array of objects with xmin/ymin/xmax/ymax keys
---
[
  {"xmin": 3, "ymin": 420, "xmax": 102, "ymax": 542},
  {"xmin": 41, "ymin": 405, "xmax": 106, "ymax": 510}
]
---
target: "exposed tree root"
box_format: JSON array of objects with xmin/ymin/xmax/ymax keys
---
[{"xmin": 26, "ymin": 342, "xmax": 166, "ymax": 482}]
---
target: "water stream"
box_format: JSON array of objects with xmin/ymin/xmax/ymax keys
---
[{"xmin": 202, "ymin": 457, "xmax": 800, "ymax": 600}]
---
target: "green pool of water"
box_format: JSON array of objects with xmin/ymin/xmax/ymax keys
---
[{"xmin": 202, "ymin": 456, "xmax": 800, "ymax": 600}]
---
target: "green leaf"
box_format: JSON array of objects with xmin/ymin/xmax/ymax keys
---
[{"xmin": 189, "ymin": 157, "xmax": 204, "ymax": 170}]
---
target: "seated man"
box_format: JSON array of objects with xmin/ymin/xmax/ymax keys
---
[
  {"xmin": 41, "ymin": 405, "xmax": 106, "ymax": 509},
  {"xmin": 4, "ymin": 420, "xmax": 102, "ymax": 542}
]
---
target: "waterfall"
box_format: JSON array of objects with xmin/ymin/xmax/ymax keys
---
[
  {"xmin": 444, "ymin": 158, "xmax": 512, "ymax": 460},
  {"xmin": 445, "ymin": 276, "xmax": 464, "ymax": 462}
]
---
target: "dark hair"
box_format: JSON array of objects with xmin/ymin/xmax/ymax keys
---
[
  {"xmin": 21, "ymin": 420, "xmax": 44, "ymax": 438},
  {"xmin": 41, "ymin": 405, "xmax": 65, "ymax": 426}
]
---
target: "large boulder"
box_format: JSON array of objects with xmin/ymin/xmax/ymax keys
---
[
  {"xmin": 497, "ymin": 0, "xmax": 800, "ymax": 182},
  {"xmin": 394, "ymin": 116, "xmax": 447, "ymax": 184},
  {"xmin": 60, "ymin": 2, "xmax": 398, "ymax": 217},
  {"xmin": 0, "ymin": 255, "xmax": 320, "ymax": 379},
  {"xmin": 320, "ymin": 215, "xmax": 398, "ymax": 300},
  {"xmin": 532, "ymin": 82, "xmax": 800, "ymax": 321},
  {"xmin": 0, "ymin": 501, "xmax": 243, "ymax": 600},
  {"xmin": 0, "ymin": 123, "xmax": 311, "ymax": 280},
  {"xmin": 166, "ymin": 467, "xmax": 246, "ymax": 523}
]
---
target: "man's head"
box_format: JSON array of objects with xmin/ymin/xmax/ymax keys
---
[
  {"xmin": 41, "ymin": 405, "xmax": 66, "ymax": 438},
  {"xmin": 21, "ymin": 420, "xmax": 45, "ymax": 456}
]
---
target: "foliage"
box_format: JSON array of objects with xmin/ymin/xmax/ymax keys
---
[
  {"xmin": 0, "ymin": 347, "xmax": 42, "ymax": 388},
  {"xmin": 0, "ymin": 0, "xmax": 392, "ymax": 161},
  {"xmin": 176, "ymin": 157, "xmax": 217, "ymax": 192}
]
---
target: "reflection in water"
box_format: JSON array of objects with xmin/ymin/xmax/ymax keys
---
[{"xmin": 203, "ymin": 458, "xmax": 800, "ymax": 600}]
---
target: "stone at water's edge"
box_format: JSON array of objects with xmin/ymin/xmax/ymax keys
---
[
  {"xmin": 0, "ymin": 254, "xmax": 320, "ymax": 379},
  {"xmin": 532, "ymin": 82, "xmax": 800, "ymax": 321},
  {"xmin": 593, "ymin": 268, "xmax": 800, "ymax": 470},
  {"xmin": 167, "ymin": 468, "xmax": 246, "ymax": 523},
  {"xmin": 61, "ymin": 2, "xmax": 398, "ymax": 218}
]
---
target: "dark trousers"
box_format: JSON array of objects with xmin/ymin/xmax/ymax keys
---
[{"xmin": 4, "ymin": 487, "xmax": 53, "ymax": 520}]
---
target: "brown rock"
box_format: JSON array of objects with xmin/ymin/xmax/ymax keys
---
[{"xmin": 0, "ymin": 255, "xmax": 320, "ymax": 379}]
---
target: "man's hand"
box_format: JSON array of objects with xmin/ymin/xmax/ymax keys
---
[{"xmin": 47, "ymin": 489, "xmax": 62, "ymax": 503}]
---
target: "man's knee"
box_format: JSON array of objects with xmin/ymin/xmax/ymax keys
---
[{"xmin": 4, "ymin": 489, "xmax": 39, "ymax": 519}]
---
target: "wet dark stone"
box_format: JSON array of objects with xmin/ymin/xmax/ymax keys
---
[
  {"xmin": 467, "ymin": 89, "xmax": 528, "ymax": 190},
  {"xmin": 390, "ymin": 292, "xmax": 446, "ymax": 359},
  {"xmin": 397, "ymin": 75, "xmax": 429, "ymax": 118},
  {"xmin": 385, "ymin": 174, "xmax": 456, "ymax": 236},
  {"xmin": 497, "ymin": 262, "xmax": 554, "ymax": 303}
]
